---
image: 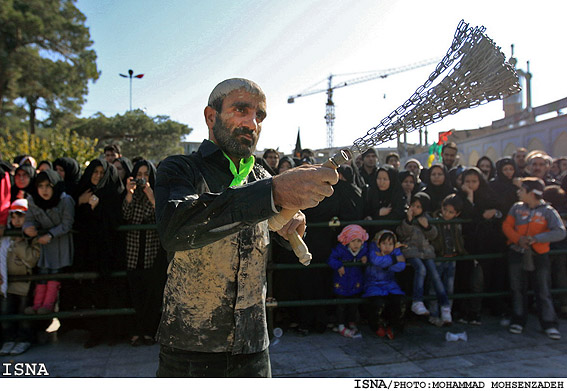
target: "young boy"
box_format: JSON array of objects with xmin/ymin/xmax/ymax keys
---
[
  {"xmin": 396, "ymin": 192, "xmax": 452, "ymax": 323},
  {"xmin": 327, "ymin": 224, "xmax": 368, "ymax": 338},
  {"xmin": 502, "ymin": 178, "xmax": 566, "ymax": 340},
  {"xmin": 0, "ymin": 199, "xmax": 40, "ymax": 355},
  {"xmin": 430, "ymin": 194, "xmax": 466, "ymax": 326}
]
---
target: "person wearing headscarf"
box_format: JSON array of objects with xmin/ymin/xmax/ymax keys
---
[
  {"xmin": 476, "ymin": 156, "xmax": 496, "ymax": 182},
  {"xmin": 363, "ymin": 165, "xmax": 405, "ymax": 225},
  {"xmin": 404, "ymin": 158, "xmax": 425, "ymax": 192},
  {"xmin": 448, "ymin": 165, "xmax": 466, "ymax": 191},
  {"xmin": 62, "ymin": 158, "xmax": 125, "ymax": 348},
  {"xmin": 422, "ymin": 164, "xmax": 456, "ymax": 213},
  {"xmin": 398, "ymin": 170, "xmax": 418, "ymax": 209},
  {"xmin": 53, "ymin": 157, "xmax": 82, "ymax": 197},
  {"xmin": 122, "ymin": 160, "xmax": 164, "ymax": 346},
  {"xmin": 455, "ymin": 167, "xmax": 506, "ymax": 324},
  {"xmin": 11, "ymin": 164, "xmax": 36, "ymax": 202},
  {"xmin": 296, "ymin": 161, "xmax": 365, "ymax": 334},
  {"xmin": 23, "ymin": 169, "xmax": 74, "ymax": 316},
  {"xmin": 113, "ymin": 156, "xmax": 134, "ymax": 188},
  {"xmin": 37, "ymin": 160, "xmax": 52, "ymax": 172},
  {"xmin": 277, "ymin": 156, "xmax": 295, "ymax": 174},
  {"xmin": 490, "ymin": 157, "xmax": 518, "ymax": 216}
]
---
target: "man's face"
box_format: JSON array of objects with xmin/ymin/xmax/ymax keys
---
[
  {"xmin": 514, "ymin": 149, "xmax": 527, "ymax": 169},
  {"xmin": 405, "ymin": 162, "xmax": 420, "ymax": 177},
  {"xmin": 210, "ymin": 89, "xmax": 267, "ymax": 160},
  {"xmin": 104, "ymin": 150, "xmax": 119, "ymax": 163},
  {"xmin": 529, "ymin": 157, "xmax": 548, "ymax": 179},
  {"xmin": 363, "ymin": 153, "xmax": 377, "ymax": 170},
  {"xmin": 265, "ymin": 152, "xmax": 279, "ymax": 169},
  {"xmin": 441, "ymin": 147, "xmax": 457, "ymax": 168},
  {"xmin": 387, "ymin": 156, "xmax": 400, "ymax": 170}
]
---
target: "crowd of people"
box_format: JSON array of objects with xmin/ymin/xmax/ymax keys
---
[
  {"xmin": 268, "ymin": 143, "xmax": 567, "ymax": 342},
  {"xmin": 0, "ymin": 145, "xmax": 167, "ymax": 355},
  {"xmin": 0, "ymin": 139, "xmax": 566, "ymax": 358}
]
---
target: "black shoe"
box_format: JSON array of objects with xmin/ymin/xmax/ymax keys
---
[{"xmin": 84, "ymin": 336, "xmax": 102, "ymax": 349}]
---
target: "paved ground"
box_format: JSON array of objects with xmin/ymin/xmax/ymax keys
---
[{"xmin": 2, "ymin": 315, "xmax": 567, "ymax": 378}]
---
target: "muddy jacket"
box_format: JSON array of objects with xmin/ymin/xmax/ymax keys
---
[{"xmin": 155, "ymin": 140, "xmax": 277, "ymax": 354}]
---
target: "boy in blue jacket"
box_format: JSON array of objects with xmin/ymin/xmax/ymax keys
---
[
  {"xmin": 363, "ymin": 230, "xmax": 406, "ymax": 339},
  {"xmin": 327, "ymin": 224, "xmax": 368, "ymax": 338}
]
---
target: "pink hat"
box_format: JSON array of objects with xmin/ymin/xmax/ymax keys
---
[
  {"xmin": 337, "ymin": 224, "xmax": 369, "ymax": 246},
  {"xmin": 9, "ymin": 199, "xmax": 28, "ymax": 213}
]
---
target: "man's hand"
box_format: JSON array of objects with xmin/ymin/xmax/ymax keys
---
[
  {"xmin": 38, "ymin": 234, "xmax": 52, "ymax": 245},
  {"xmin": 276, "ymin": 211, "xmax": 306, "ymax": 241},
  {"xmin": 483, "ymin": 209, "xmax": 497, "ymax": 220},
  {"xmin": 518, "ymin": 236, "xmax": 531, "ymax": 249},
  {"xmin": 272, "ymin": 165, "xmax": 338, "ymax": 210}
]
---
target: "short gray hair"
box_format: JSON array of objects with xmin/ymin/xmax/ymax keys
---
[{"xmin": 208, "ymin": 78, "xmax": 265, "ymax": 112}]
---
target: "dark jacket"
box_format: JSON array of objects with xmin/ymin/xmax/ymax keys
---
[
  {"xmin": 155, "ymin": 140, "xmax": 276, "ymax": 354},
  {"xmin": 362, "ymin": 243, "xmax": 405, "ymax": 297},
  {"xmin": 396, "ymin": 213, "xmax": 438, "ymax": 259},
  {"xmin": 431, "ymin": 210, "xmax": 467, "ymax": 257},
  {"xmin": 327, "ymin": 242, "xmax": 367, "ymax": 296}
]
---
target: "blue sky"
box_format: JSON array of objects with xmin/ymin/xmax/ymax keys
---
[{"xmin": 76, "ymin": 0, "xmax": 567, "ymax": 154}]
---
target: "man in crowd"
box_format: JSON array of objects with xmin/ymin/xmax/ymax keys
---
[
  {"xmin": 103, "ymin": 144, "xmax": 121, "ymax": 163},
  {"xmin": 154, "ymin": 78, "xmax": 338, "ymax": 377},
  {"xmin": 360, "ymin": 148, "xmax": 378, "ymax": 187},
  {"xmin": 513, "ymin": 147, "xmax": 529, "ymax": 177},
  {"xmin": 385, "ymin": 152, "xmax": 401, "ymax": 171},
  {"xmin": 527, "ymin": 150, "xmax": 557, "ymax": 186},
  {"xmin": 441, "ymin": 142, "xmax": 459, "ymax": 171}
]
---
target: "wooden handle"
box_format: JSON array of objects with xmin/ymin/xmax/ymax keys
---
[{"xmin": 268, "ymin": 149, "xmax": 352, "ymax": 265}]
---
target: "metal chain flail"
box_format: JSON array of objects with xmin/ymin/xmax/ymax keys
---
[{"xmin": 351, "ymin": 20, "xmax": 522, "ymax": 155}]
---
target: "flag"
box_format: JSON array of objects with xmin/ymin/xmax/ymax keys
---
[
  {"xmin": 134, "ymin": 74, "xmax": 144, "ymax": 79},
  {"xmin": 438, "ymin": 130, "xmax": 452, "ymax": 145}
]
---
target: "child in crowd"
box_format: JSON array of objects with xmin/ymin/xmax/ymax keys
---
[
  {"xmin": 502, "ymin": 178, "xmax": 566, "ymax": 340},
  {"xmin": 0, "ymin": 199, "xmax": 40, "ymax": 355},
  {"xmin": 23, "ymin": 170, "xmax": 75, "ymax": 314},
  {"xmin": 327, "ymin": 224, "xmax": 368, "ymax": 338},
  {"xmin": 429, "ymin": 194, "xmax": 466, "ymax": 326},
  {"xmin": 542, "ymin": 185, "xmax": 567, "ymax": 318},
  {"xmin": 396, "ymin": 192, "xmax": 452, "ymax": 324},
  {"xmin": 363, "ymin": 230, "xmax": 406, "ymax": 339}
]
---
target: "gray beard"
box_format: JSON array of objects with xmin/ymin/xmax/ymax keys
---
[{"xmin": 212, "ymin": 115, "xmax": 256, "ymax": 160}]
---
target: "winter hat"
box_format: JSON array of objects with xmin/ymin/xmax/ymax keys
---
[
  {"xmin": 337, "ymin": 224, "xmax": 369, "ymax": 246},
  {"xmin": 361, "ymin": 148, "xmax": 378, "ymax": 158},
  {"xmin": 375, "ymin": 229, "xmax": 397, "ymax": 244},
  {"xmin": 9, "ymin": 199, "xmax": 28, "ymax": 214},
  {"xmin": 411, "ymin": 192, "xmax": 431, "ymax": 212}
]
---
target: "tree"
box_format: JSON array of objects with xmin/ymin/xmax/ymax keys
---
[
  {"xmin": 0, "ymin": 0, "xmax": 99, "ymax": 133},
  {"xmin": 73, "ymin": 110, "xmax": 192, "ymax": 162},
  {"xmin": 0, "ymin": 129, "xmax": 99, "ymax": 168}
]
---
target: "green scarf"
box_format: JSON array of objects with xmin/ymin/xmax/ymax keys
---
[{"xmin": 221, "ymin": 151, "xmax": 255, "ymax": 187}]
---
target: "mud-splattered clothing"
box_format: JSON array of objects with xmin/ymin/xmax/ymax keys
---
[{"xmin": 155, "ymin": 140, "xmax": 277, "ymax": 354}]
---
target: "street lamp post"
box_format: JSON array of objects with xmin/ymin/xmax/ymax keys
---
[{"xmin": 119, "ymin": 69, "xmax": 144, "ymax": 111}]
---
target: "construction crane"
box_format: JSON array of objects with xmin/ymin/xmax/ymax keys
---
[{"xmin": 288, "ymin": 58, "xmax": 440, "ymax": 148}]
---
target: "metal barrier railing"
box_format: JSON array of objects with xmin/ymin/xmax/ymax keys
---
[{"xmin": 1, "ymin": 217, "xmax": 566, "ymax": 323}]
